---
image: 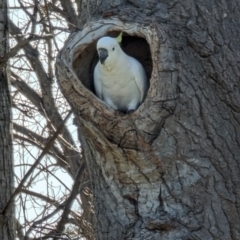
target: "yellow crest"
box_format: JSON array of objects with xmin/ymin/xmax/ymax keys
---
[{"xmin": 116, "ymin": 32, "xmax": 123, "ymax": 43}]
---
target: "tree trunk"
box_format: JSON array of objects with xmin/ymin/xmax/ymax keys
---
[
  {"xmin": 0, "ymin": 0, "xmax": 15, "ymax": 239},
  {"xmin": 56, "ymin": 0, "xmax": 240, "ymax": 239}
]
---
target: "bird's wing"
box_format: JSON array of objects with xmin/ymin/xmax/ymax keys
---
[
  {"xmin": 94, "ymin": 64, "xmax": 103, "ymax": 99},
  {"xmin": 132, "ymin": 61, "xmax": 148, "ymax": 102}
]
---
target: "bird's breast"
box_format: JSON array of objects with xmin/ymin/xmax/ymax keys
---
[{"xmin": 100, "ymin": 71, "xmax": 141, "ymax": 109}]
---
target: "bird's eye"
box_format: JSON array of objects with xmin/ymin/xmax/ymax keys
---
[{"xmin": 112, "ymin": 47, "xmax": 115, "ymax": 51}]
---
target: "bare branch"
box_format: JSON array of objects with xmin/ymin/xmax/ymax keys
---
[
  {"xmin": 1, "ymin": 110, "xmax": 72, "ymax": 216},
  {"xmin": 31, "ymin": 0, "xmax": 39, "ymax": 34},
  {"xmin": 10, "ymin": 18, "xmax": 82, "ymax": 176},
  {"xmin": 15, "ymin": 217, "xmax": 25, "ymax": 240},
  {"xmin": 58, "ymin": 0, "xmax": 78, "ymax": 29},
  {"xmin": 27, "ymin": 171, "xmax": 89, "ymax": 240},
  {"xmin": 20, "ymin": 188, "xmax": 83, "ymax": 220},
  {"xmin": 55, "ymin": 163, "xmax": 86, "ymax": 235},
  {"xmin": 11, "ymin": 72, "xmax": 43, "ymax": 113},
  {"xmin": 0, "ymin": 34, "xmax": 52, "ymax": 68},
  {"xmin": 13, "ymin": 124, "xmax": 70, "ymax": 171}
]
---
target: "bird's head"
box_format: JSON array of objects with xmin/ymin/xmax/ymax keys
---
[{"xmin": 96, "ymin": 33, "xmax": 123, "ymax": 68}]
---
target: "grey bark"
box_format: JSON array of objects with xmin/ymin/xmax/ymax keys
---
[
  {"xmin": 0, "ymin": 0, "xmax": 15, "ymax": 239},
  {"xmin": 56, "ymin": 0, "xmax": 240, "ymax": 239}
]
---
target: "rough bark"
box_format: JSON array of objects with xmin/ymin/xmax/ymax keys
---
[
  {"xmin": 56, "ymin": 0, "xmax": 240, "ymax": 239},
  {"xmin": 0, "ymin": 0, "xmax": 15, "ymax": 239}
]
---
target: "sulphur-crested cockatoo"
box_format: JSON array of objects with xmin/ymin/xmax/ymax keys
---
[{"xmin": 94, "ymin": 33, "xmax": 148, "ymax": 113}]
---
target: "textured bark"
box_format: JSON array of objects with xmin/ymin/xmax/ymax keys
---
[
  {"xmin": 0, "ymin": 0, "xmax": 15, "ymax": 239},
  {"xmin": 56, "ymin": 0, "xmax": 240, "ymax": 239}
]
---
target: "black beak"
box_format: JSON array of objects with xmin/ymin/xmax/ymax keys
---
[{"xmin": 98, "ymin": 48, "xmax": 108, "ymax": 64}]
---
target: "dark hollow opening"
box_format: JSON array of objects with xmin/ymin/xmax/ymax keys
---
[{"xmin": 72, "ymin": 31, "xmax": 152, "ymax": 96}]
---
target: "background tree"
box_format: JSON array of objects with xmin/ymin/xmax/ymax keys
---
[
  {"xmin": 7, "ymin": 0, "xmax": 93, "ymax": 239},
  {"xmin": 0, "ymin": 0, "xmax": 15, "ymax": 239}
]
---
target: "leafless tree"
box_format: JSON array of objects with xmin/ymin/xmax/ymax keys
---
[{"xmin": 3, "ymin": 0, "xmax": 93, "ymax": 239}]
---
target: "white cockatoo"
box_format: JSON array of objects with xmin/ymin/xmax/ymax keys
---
[{"xmin": 94, "ymin": 33, "xmax": 148, "ymax": 113}]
